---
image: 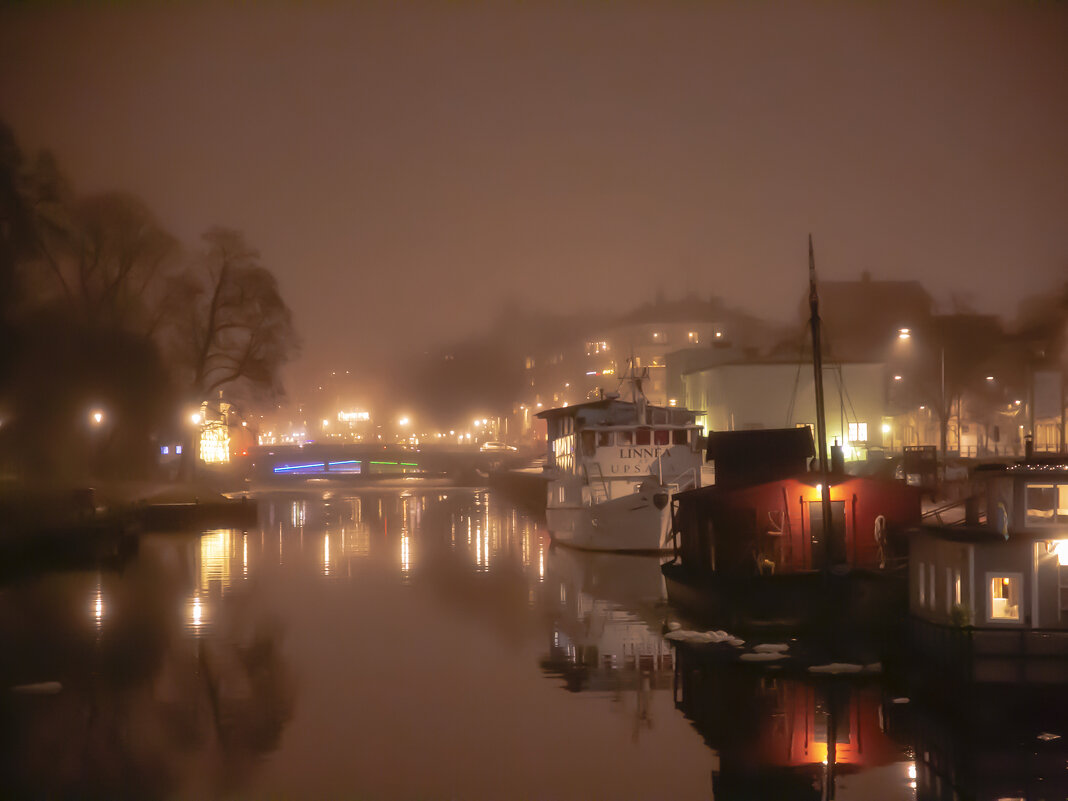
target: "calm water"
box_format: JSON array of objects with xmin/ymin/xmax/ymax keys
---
[{"xmin": 0, "ymin": 487, "xmax": 1050, "ymax": 799}]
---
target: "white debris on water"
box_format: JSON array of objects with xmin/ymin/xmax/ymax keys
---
[
  {"xmin": 752, "ymin": 643, "xmax": 790, "ymax": 653},
  {"xmin": 740, "ymin": 651, "xmax": 789, "ymax": 662},
  {"xmin": 808, "ymin": 663, "xmax": 864, "ymax": 674},
  {"xmin": 664, "ymin": 629, "xmax": 745, "ymax": 647},
  {"xmin": 11, "ymin": 681, "xmax": 62, "ymax": 695}
]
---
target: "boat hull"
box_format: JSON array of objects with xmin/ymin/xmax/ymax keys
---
[
  {"xmin": 661, "ymin": 561, "xmax": 907, "ymax": 637},
  {"xmin": 547, "ymin": 485, "xmax": 671, "ymax": 553}
]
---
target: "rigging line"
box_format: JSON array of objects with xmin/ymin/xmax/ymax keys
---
[
  {"xmin": 785, "ymin": 319, "xmax": 809, "ymax": 427},
  {"xmin": 819, "ymin": 318, "xmax": 864, "ymax": 430}
]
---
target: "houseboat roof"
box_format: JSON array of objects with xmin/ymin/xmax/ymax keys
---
[
  {"xmin": 535, "ymin": 397, "xmax": 628, "ymax": 420},
  {"xmin": 535, "ymin": 397, "xmax": 698, "ymax": 426},
  {"xmin": 910, "ymin": 524, "xmax": 1010, "ymax": 544},
  {"xmin": 705, "ymin": 427, "xmax": 815, "ymax": 487}
]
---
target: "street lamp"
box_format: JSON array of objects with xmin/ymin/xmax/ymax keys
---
[{"xmin": 90, "ymin": 409, "xmax": 105, "ymax": 426}]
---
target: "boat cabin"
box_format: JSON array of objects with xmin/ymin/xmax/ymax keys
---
[
  {"xmin": 537, "ymin": 396, "xmax": 704, "ymax": 502},
  {"xmin": 910, "ymin": 461, "xmax": 1068, "ymax": 630},
  {"xmin": 673, "ymin": 428, "xmax": 921, "ymax": 575}
]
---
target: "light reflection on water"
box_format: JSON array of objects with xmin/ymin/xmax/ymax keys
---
[{"xmin": 0, "ymin": 488, "xmax": 1031, "ymax": 799}]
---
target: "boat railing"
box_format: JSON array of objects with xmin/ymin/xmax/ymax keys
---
[
  {"xmin": 662, "ymin": 466, "xmax": 700, "ymax": 493},
  {"xmin": 586, "ymin": 462, "xmax": 611, "ymax": 504}
]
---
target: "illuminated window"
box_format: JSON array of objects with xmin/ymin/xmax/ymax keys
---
[
  {"xmin": 525, "ymin": 357, "xmax": 534, "ymax": 370},
  {"xmin": 161, "ymin": 446, "xmax": 169, "ymax": 455},
  {"xmin": 688, "ymin": 331, "xmax": 699, "ymax": 344},
  {"xmin": 988, "ymin": 574, "xmax": 1022, "ymax": 621},
  {"xmin": 847, "ymin": 422, "xmax": 868, "ymax": 442},
  {"xmin": 1025, "ymin": 483, "xmax": 1068, "ymax": 526},
  {"xmin": 176, "ymin": 445, "xmax": 183, "ymax": 454}
]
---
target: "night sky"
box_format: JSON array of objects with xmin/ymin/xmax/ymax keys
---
[{"xmin": 2, "ymin": 2, "xmax": 1066, "ymax": 391}]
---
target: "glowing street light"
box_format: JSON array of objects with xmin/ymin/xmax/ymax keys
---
[
  {"xmin": 398, "ymin": 417, "xmax": 410, "ymax": 427},
  {"xmin": 898, "ymin": 328, "xmax": 911, "ymax": 340},
  {"xmin": 191, "ymin": 412, "xmax": 202, "ymax": 425},
  {"xmin": 90, "ymin": 409, "xmax": 104, "ymax": 426}
]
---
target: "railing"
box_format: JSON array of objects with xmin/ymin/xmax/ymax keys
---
[
  {"xmin": 910, "ymin": 617, "xmax": 1068, "ymax": 685},
  {"xmin": 661, "ymin": 466, "xmax": 700, "ymax": 493},
  {"xmin": 585, "ymin": 462, "xmax": 610, "ymax": 504}
]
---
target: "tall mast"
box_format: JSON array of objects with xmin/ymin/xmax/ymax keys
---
[{"xmin": 809, "ymin": 235, "xmax": 834, "ymax": 566}]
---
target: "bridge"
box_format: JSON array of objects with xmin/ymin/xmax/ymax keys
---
[{"xmin": 245, "ymin": 443, "xmax": 533, "ymax": 483}]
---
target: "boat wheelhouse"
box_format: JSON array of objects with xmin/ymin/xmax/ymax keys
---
[{"xmin": 536, "ymin": 389, "xmax": 706, "ymax": 552}]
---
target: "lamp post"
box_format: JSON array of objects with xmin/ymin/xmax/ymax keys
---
[{"xmin": 899, "ymin": 327, "xmax": 946, "ymax": 480}]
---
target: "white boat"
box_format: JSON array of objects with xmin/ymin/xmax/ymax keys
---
[{"xmin": 536, "ymin": 367, "xmax": 708, "ymax": 552}]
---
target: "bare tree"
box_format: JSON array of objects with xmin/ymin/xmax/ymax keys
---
[
  {"xmin": 168, "ymin": 227, "xmax": 298, "ymax": 405},
  {"xmin": 23, "ymin": 189, "xmax": 180, "ymax": 334}
]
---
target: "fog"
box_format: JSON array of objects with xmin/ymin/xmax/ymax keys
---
[{"xmin": 1, "ymin": 1, "xmax": 1065, "ymax": 396}]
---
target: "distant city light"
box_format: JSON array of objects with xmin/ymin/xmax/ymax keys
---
[
  {"xmin": 882, "ymin": 423, "xmax": 892, "ymax": 434},
  {"xmin": 893, "ymin": 375, "xmax": 902, "ymax": 381},
  {"xmin": 898, "ymin": 328, "xmax": 911, "ymax": 340},
  {"xmin": 90, "ymin": 410, "xmax": 104, "ymax": 425},
  {"xmin": 191, "ymin": 412, "xmax": 202, "ymax": 425}
]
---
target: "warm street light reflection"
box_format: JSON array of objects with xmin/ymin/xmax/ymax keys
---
[
  {"xmin": 189, "ymin": 595, "xmax": 205, "ymax": 635},
  {"xmin": 324, "ymin": 533, "xmax": 331, "ymax": 576},
  {"xmin": 92, "ymin": 582, "xmax": 104, "ymax": 629},
  {"xmin": 200, "ymin": 529, "xmax": 234, "ymax": 593}
]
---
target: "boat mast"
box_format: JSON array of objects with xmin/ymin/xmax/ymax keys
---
[{"xmin": 809, "ymin": 235, "xmax": 835, "ymax": 567}]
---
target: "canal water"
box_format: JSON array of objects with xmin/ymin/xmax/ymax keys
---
[{"xmin": 0, "ymin": 487, "xmax": 1010, "ymax": 799}]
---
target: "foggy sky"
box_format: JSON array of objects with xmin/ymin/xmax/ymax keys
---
[{"xmin": 2, "ymin": 1, "xmax": 1066, "ymax": 392}]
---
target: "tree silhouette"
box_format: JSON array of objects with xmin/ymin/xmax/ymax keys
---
[{"xmin": 166, "ymin": 227, "xmax": 298, "ymax": 405}]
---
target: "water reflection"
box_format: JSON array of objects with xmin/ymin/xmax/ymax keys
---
[
  {"xmin": 7, "ymin": 487, "xmax": 1066, "ymax": 799},
  {"xmin": 0, "ymin": 529, "xmax": 294, "ymax": 799},
  {"xmin": 672, "ymin": 647, "xmax": 912, "ymax": 799}
]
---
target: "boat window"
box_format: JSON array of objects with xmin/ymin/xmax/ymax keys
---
[
  {"xmin": 672, "ymin": 429, "xmax": 688, "ymax": 445},
  {"xmin": 1026, "ymin": 483, "xmax": 1068, "ymax": 526},
  {"xmin": 580, "ymin": 431, "xmax": 596, "ymax": 456},
  {"xmin": 597, "ymin": 431, "xmax": 613, "ymax": 447},
  {"xmin": 635, "ymin": 428, "xmax": 651, "ymax": 446},
  {"xmin": 617, "ymin": 430, "xmax": 633, "ymax": 445},
  {"xmin": 988, "ymin": 574, "xmax": 1022, "ymax": 621},
  {"xmin": 654, "ymin": 429, "xmax": 670, "ymax": 446}
]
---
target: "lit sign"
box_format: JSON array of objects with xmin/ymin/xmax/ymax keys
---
[{"xmin": 338, "ymin": 411, "xmax": 370, "ymax": 422}]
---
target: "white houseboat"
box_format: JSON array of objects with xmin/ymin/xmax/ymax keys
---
[
  {"xmin": 909, "ymin": 455, "xmax": 1068, "ymax": 684},
  {"xmin": 536, "ymin": 374, "xmax": 707, "ymax": 552}
]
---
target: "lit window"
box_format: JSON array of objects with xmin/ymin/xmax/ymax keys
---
[
  {"xmin": 175, "ymin": 445, "xmax": 183, "ymax": 454},
  {"xmin": 161, "ymin": 446, "xmax": 169, "ymax": 455},
  {"xmin": 847, "ymin": 422, "xmax": 868, "ymax": 442},
  {"xmin": 988, "ymin": 574, "xmax": 1021, "ymax": 621},
  {"xmin": 1026, "ymin": 483, "xmax": 1068, "ymax": 526}
]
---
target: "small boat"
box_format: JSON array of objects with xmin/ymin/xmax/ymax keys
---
[{"xmin": 536, "ymin": 363, "xmax": 707, "ymax": 552}]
